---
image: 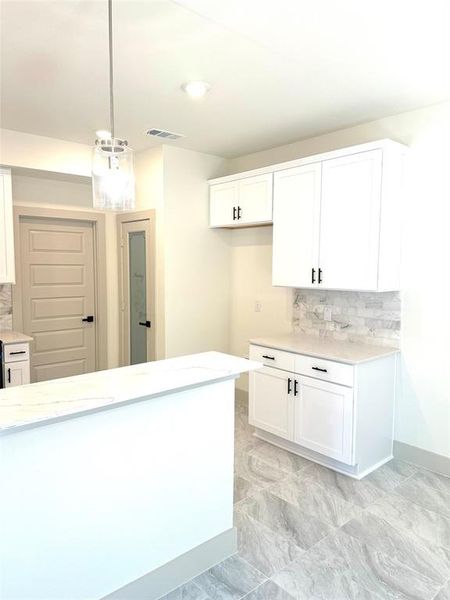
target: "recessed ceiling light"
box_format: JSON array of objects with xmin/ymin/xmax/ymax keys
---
[
  {"xmin": 95, "ymin": 129, "xmax": 111, "ymax": 139},
  {"xmin": 181, "ymin": 81, "xmax": 210, "ymax": 99}
]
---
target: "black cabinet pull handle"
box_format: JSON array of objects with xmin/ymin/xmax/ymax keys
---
[
  {"xmin": 10, "ymin": 350, "xmax": 26, "ymax": 355},
  {"xmin": 139, "ymin": 320, "xmax": 151, "ymax": 328},
  {"xmin": 311, "ymin": 268, "xmax": 316, "ymax": 284},
  {"xmin": 7, "ymin": 368, "xmax": 11, "ymax": 384},
  {"xmin": 318, "ymin": 268, "xmax": 323, "ymax": 284},
  {"xmin": 232, "ymin": 206, "xmax": 237, "ymax": 221},
  {"xmin": 312, "ymin": 366, "xmax": 328, "ymax": 373},
  {"xmin": 287, "ymin": 378, "xmax": 292, "ymax": 394},
  {"xmin": 82, "ymin": 315, "xmax": 94, "ymax": 323},
  {"xmin": 262, "ymin": 354, "xmax": 275, "ymax": 360},
  {"xmin": 294, "ymin": 379, "xmax": 299, "ymax": 396},
  {"xmin": 237, "ymin": 206, "xmax": 242, "ymax": 220}
]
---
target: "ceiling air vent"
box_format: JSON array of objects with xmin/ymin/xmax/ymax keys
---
[{"xmin": 146, "ymin": 128, "xmax": 184, "ymax": 140}]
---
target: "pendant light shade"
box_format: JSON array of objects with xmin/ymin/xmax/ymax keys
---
[
  {"xmin": 92, "ymin": 138, "xmax": 135, "ymax": 211},
  {"xmin": 92, "ymin": 0, "xmax": 135, "ymax": 211}
]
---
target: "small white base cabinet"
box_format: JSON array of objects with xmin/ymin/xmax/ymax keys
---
[
  {"xmin": 249, "ymin": 341, "xmax": 398, "ymax": 478},
  {"xmin": 0, "ymin": 333, "xmax": 33, "ymax": 388}
]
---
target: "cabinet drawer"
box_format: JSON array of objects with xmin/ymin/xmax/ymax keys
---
[
  {"xmin": 249, "ymin": 344, "xmax": 295, "ymax": 372},
  {"xmin": 4, "ymin": 343, "xmax": 30, "ymax": 363},
  {"xmin": 294, "ymin": 354, "xmax": 354, "ymax": 387}
]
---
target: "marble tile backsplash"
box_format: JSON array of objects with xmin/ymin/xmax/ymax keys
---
[
  {"xmin": 293, "ymin": 289, "xmax": 401, "ymax": 348},
  {"xmin": 0, "ymin": 284, "xmax": 13, "ymax": 330}
]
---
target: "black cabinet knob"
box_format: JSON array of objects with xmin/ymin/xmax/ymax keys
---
[
  {"xmin": 139, "ymin": 320, "xmax": 151, "ymax": 328},
  {"xmin": 81, "ymin": 315, "xmax": 94, "ymax": 323}
]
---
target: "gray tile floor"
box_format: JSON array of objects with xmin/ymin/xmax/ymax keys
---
[{"xmin": 160, "ymin": 396, "xmax": 450, "ymax": 600}]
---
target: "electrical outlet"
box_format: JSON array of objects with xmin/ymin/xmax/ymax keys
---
[
  {"xmin": 324, "ymin": 306, "xmax": 332, "ymax": 322},
  {"xmin": 255, "ymin": 301, "xmax": 262, "ymax": 313}
]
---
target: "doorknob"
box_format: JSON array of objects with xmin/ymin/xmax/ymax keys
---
[
  {"xmin": 82, "ymin": 315, "xmax": 94, "ymax": 323},
  {"xmin": 139, "ymin": 320, "xmax": 151, "ymax": 328}
]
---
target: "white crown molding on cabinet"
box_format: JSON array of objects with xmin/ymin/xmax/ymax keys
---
[{"xmin": 208, "ymin": 139, "xmax": 406, "ymax": 184}]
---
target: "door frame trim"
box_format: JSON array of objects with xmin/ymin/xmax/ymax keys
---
[
  {"xmin": 116, "ymin": 210, "xmax": 156, "ymax": 367},
  {"xmin": 12, "ymin": 206, "xmax": 108, "ymax": 372}
]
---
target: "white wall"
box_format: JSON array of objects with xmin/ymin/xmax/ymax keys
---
[
  {"xmin": 163, "ymin": 146, "xmax": 230, "ymax": 358},
  {"xmin": 1, "ymin": 129, "xmax": 91, "ymax": 176},
  {"xmin": 224, "ymin": 101, "xmax": 450, "ymax": 457},
  {"xmin": 135, "ymin": 145, "xmax": 230, "ymax": 360},
  {"xmin": 134, "ymin": 147, "xmax": 166, "ymax": 359},
  {"xmin": 230, "ymin": 227, "xmax": 292, "ymax": 392}
]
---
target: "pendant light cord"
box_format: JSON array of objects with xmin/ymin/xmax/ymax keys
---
[{"xmin": 108, "ymin": 0, "xmax": 115, "ymax": 139}]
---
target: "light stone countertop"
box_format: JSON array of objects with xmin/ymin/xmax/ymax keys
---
[
  {"xmin": 0, "ymin": 351, "xmax": 262, "ymax": 434},
  {"xmin": 0, "ymin": 330, "xmax": 33, "ymax": 344},
  {"xmin": 250, "ymin": 335, "xmax": 399, "ymax": 365}
]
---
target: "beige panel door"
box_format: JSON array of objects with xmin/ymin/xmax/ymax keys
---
[
  {"xmin": 20, "ymin": 218, "xmax": 96, "ymax": 382},
  {"xmin": 119, "ymin": 217, "xmax": 155, "ymax": 366}
]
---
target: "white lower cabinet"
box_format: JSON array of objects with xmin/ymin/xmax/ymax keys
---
[
  {"xmin": 294, "ymin": 376, "xmax": 354, "ymax": 465},
  {"xmin": 249, "ymin": 367, "xmax": 294, "ymax": 440},
  {"xmin": 249, "ymin": 343, "xmax": 397, "ymax": 478},
  {"xmin": 4, "ymin": 360, "xmax": 30, "ymax": 387}
]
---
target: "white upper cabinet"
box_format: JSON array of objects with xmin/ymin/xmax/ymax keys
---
[
  {"xmin": 0, "ymin": 168, "xmax": 15, "ymax": 284},
  {"xmin": 209, "ymin": 181, "xmax": 238, "ymax": 227},
  {"xmin": 209, "ymin": 173, "xmax": 273, "ymax": 227},
  {"xmin": 271, "ymin": 141, "xmax": 405, "ymax": 291},
  {"xmin": 319, "ymin": 150, "xmax": 382, "ymax": 291},
  {"xmin": 272, "ymin": 163, "xmax": 321, "ymax": 288}
]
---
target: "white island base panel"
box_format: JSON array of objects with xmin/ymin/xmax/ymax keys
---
[{"xmin": 1, "ymin": 377, "xmax": 239, "ymax": 600}]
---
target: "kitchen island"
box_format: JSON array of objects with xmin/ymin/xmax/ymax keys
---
[{"xmin": 0, "ymin": 352, "xmax": 261, "ymax": 600}]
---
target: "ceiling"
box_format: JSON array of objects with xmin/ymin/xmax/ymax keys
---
[{"xmin": 1, "ymin": 0, "xmax": 449, "ymax": 158}]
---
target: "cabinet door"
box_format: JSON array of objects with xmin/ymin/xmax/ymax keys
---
[
  {"xmin": 237, "ymin": 174, "xmax": 273, "ymax": 225},
  {"xmin": 294, "ymin": 376, "xmax": 354, "ymax": 464},
  {"xmin": 4, "ymin": 361, "xmax": 30, "ymax": 387},
  {"xmin": 319, "ymin": 150, "xmax": 382, "ymax": 290},
  {"xmin": 0, "ymin": 168, "xmax": 15, "ymax": 284},
  {"xmin": 249, "ymin": 366, "xmax": 294, "ymax": 440},
  {"xmin": 272, "ymin": 163, "xmax": 321, "ymax": 287},
  {"xmin": 209, "ymin": 181, "xmax": 239, "ymax": 227}
]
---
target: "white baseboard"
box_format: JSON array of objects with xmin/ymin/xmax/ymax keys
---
[
  {"xmin": 394, "ymin": 441, "xmax": 450, "ymax": 477},
  {"xmin": 103, "ymin": 528, "xmax": 237, "ymax": 600}
]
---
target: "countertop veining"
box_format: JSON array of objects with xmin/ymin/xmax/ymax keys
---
[
  {"xmin": 249, "ymin": 335, "xmax": 399, "ymax": 365},
  {"xmin": 0, "ymin": 351, "xmax": 261, "ymax": 434},
  {"xmin": 0, "ymin": 330, "xmax": 33, "ymax": 344}
]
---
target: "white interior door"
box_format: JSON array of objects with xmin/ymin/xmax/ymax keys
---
[
  {"xmin": 249, "ymin": 366, "xmax": 294, "ymax": 440},
  {"xmin": 272, "ymin": 163, "xmax": 321, "ymax": 287},
  {"xmin": 209, "ymin": 181, "xmax": 239, "ymax": 227},
  {"xmin": 319, "ymin": 150, "xmax": 382, "ymax": 290},
  {"xmin": 238, "ymin": 174, "xmax": 273, "ymax": 224},
  {"xmin": 294, "ymin": 375, "xmax": 354, "ymax": 464},
  {"xmin": 119, "ymin": 217, "xmax": 155, "ymax": 366},
  {"xmin": 19, "ymin": 218, "xmax": 96, "ymax": 382}
]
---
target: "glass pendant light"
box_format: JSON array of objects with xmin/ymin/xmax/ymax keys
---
[{"xmin": 92, "ymin": 0, "xmax": 135, "ymax": 211}]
